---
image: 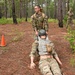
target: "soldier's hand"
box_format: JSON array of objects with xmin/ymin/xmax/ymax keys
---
[
  {"xmin": 59, "ymin": 62, "xmax": 63, "ymax": 68},
  {"xmin": 35, "ymin": 31, "xmax": 38, "ymax": 36},
  {"xmin": 30, "ymin": 62, "xmax": 36, "ymax": 69},
  {"xmin": 46, "ymin": 31, "xmax": 48, "ymax": 35}
]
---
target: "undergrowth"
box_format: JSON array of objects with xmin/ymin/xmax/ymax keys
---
[
  {"xmin": 66, "ymin": 28, "xmax": 75, "ymax": 53},
  {"xmin": 0, "ymin": 17, "xmax": 25, "ymax": 25}
]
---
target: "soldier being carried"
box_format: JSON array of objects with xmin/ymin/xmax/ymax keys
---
[{"xmin": 29, "ymin": 29, "xmax": 63, "ymax": 75}]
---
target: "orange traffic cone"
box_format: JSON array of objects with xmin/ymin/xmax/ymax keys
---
[{"xmin": 0, "ymin": 35, "xmax": 6, "ymax": 47}]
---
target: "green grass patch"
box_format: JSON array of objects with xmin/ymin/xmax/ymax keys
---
[
  {"xmin": 0, "ymin": 18, "xmax": 59, "ymax": 24},
  {"xmin": 48, "ymin": 19, "xmax": 58, "ymax": 23},
  {"xmin": 11, "ymin": 28, "xmax": 24, "ymax": 42},
  {"xmin": 26, "ymin": 18, "xmax": 58, "ymax": 23},
  {"xmin": 17, "ymin": 18, "xmax": 25, "ymax": 23},
  {"xmin": 65, "ymin": 28, "xmax": 75, "ymax": 53},
  {"xmin": 0, "ymin": 47, "xmax": 9, "ymax": 55},
  {"xmin": 73, "ymin": 19, "xmax": 75, "ymax": 24},
  {"xmin": 27, "ymin": 18, "xmax": 58, "ymax": 23},
  {"xmin": 63, "ymin": 15, "xmax": 68, "ymax": 25},
  {"xmin": 0, "ymin": 17, "xmax": 26, "ymax": 25},
  {"xmin": 27, "ymin": 18, "xmax": 31, "ymax": 22},
  {"xmin": 70, "ymin": 57, "xmax": 75, "ymax": 67},
  {"xmin": 0, "ymin": 18, "xmax": 13, "ymax": 24},
  {"xmin": 11, "ymin": 36, "xmax": 22, "ymax": 42},
  {"xmin": 1, "ymin": 47, "xmax": 9, "ymax": 51}
]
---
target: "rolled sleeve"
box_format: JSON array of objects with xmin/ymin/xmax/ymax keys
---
[
  {"xmin": 31, "ymin": 15, "xmax": 37, "ymax": 31},
  {"xmin": 43, "ymin": 16, "xmax": 49, "ymax": 31},
  {"xmin": 29, "ymin": 41, "xmax": 38, "ymax": 57},
  {"xmin": 49, "ymin": 41, "xmax": 58, "ymax": 57}
]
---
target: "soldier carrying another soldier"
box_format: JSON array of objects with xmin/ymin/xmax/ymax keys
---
[
  {"xmin": 31, "ymin": 5, "xmax": 48, "ymax": 40},
  {"xmin": 29, "ymin": 29, "xmax": 63, "ymax": 75}
]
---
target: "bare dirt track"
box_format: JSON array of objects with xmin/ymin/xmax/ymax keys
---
[{"xmin": 0, "ymin": 22, "xmax": 75, "ymax": 75}]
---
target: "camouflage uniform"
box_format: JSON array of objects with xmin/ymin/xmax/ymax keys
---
[
  {"xmin": 30, "ymin": 37, "xmax": 62, "ymax": 75},
  {"xmin": 31, "ymin": 12, "xmax": 48, "ymax": 31},
  {"xmin": 67, "ymin": 8, "xmax": 74, "ymax": 28},
  {"xmin": 31, "ymin": 12, "xmax": 48, "ymax": 40}
]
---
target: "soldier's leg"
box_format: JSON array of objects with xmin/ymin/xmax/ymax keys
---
[
  {"xmin": 39, "ymin": 59, "xmax": 53, "ymax": 75},
  {"xmin": 50, "ymin": 58, "xmax": 62, "ymax": 75},
  {"xmin": 71, "ymin": 19, "xmax": 74, "ymax": 26},
  {"xmin": 66, "ymin": 19, "xmax": 69, "ymax": 28}
]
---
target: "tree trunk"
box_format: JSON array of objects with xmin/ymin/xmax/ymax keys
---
[
  {"xmin": 8, "ymin": 0, "xmax": 11, "ymax": 18},
  {"xmin": 67, "ymin": 0, "xmax": 69, "ymax": 11},
  {"xmin": 12, "ymin": 0, "xmax": 17, "ymax": 24},
  {"xmin": 48, "ymin": 0, "xmax": 50, "ymax": 18},
  {"xmin": 31, "ymin": 0, "xmax": 34, "ymax": 14},
  {"xmin": 20, "ymin": 0, "xmax": 22, "ymax": 18},
  {"xmin": 41, "ymin": 0, "xmax": 43, "ymax": 8},
  {"xmin": 25, "ymin": 0, "xmax": 28, "ymax": 21},
  {"xmin": 58, "ymin": 0, "xmax": 63, "ymax": 27},
  {"xmin": 0, "ymin": 7, "xmax": 2, "ymax": 18},
  {"xmin": 0, "ymin": 14, "xmax": 2, "ymax": 18},
  {"xmin": 54, "ymin": 0, "xmax": 57, "ymax": 19},
  {"xmin": 73, "ymin": 0, "xmax": 75, "ymax": 18},
  {"xmin": 5, "ymin": 0, "xmax": 7, "ymax": 18},
  {"xmin": 62, "ymin": 0, "xmax": 66, "ymax": 17},
  {"xmin": 37, "ymin": 0, "xmax": 40, "ymax": 5},
  {"xmin": 46, "ymin": 0, "xmax": 48, "ymax": 17}
]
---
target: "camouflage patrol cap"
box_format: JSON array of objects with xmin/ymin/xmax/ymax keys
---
[{"xmin": 39, "ymin": 29, "xmax": 47, "ymax": 36}]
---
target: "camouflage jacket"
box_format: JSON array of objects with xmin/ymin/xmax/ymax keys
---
[
  {"xmin": 30, "ymin": 38, "xmax": 58, "ymax": 58},
  {"xmin": 31, "ymin": 12, "xmax": 48, "ymax": 31},
  {"xmin": 67, "ymin": 11, "xmax": 74, "ymax": 19}
]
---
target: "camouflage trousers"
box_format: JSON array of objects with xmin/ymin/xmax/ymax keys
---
[
  {"xmin": 66, "ymin": 18, "xmax": 74, "ymax": 28},
  {"xmin": 39, "ymin": 58, "xmax": 62, "ymax": 75}
]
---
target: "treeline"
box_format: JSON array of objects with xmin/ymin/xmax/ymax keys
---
[{"xmin": 0, "ymin": 0, "xmax": 75, "ymax": 25}]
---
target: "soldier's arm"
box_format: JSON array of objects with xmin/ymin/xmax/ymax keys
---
[
  {"xmin": 30, "ymin": 41, "xmax": 38, "ymax": 65},
  {"xmin": 50, "ymin": 41, "xmax": 62, "ymax": 66},
  {"xmin": 30, "ymin": 41, "xmax": 38, "ymax": 57},
  {"xmin": 52, "ymin": 49, "xmax": 62, "ymax": 66},
  {"xmin": 29, "ymin": 41, "xmax": 38, "ymax": 69},
  {"xmin": 43, "ymin": 15, "xmax": 49, "ymax": 31},
  {"xmin": 31, "ymin": 15, "xmax": 37, "ymax": 31}
]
